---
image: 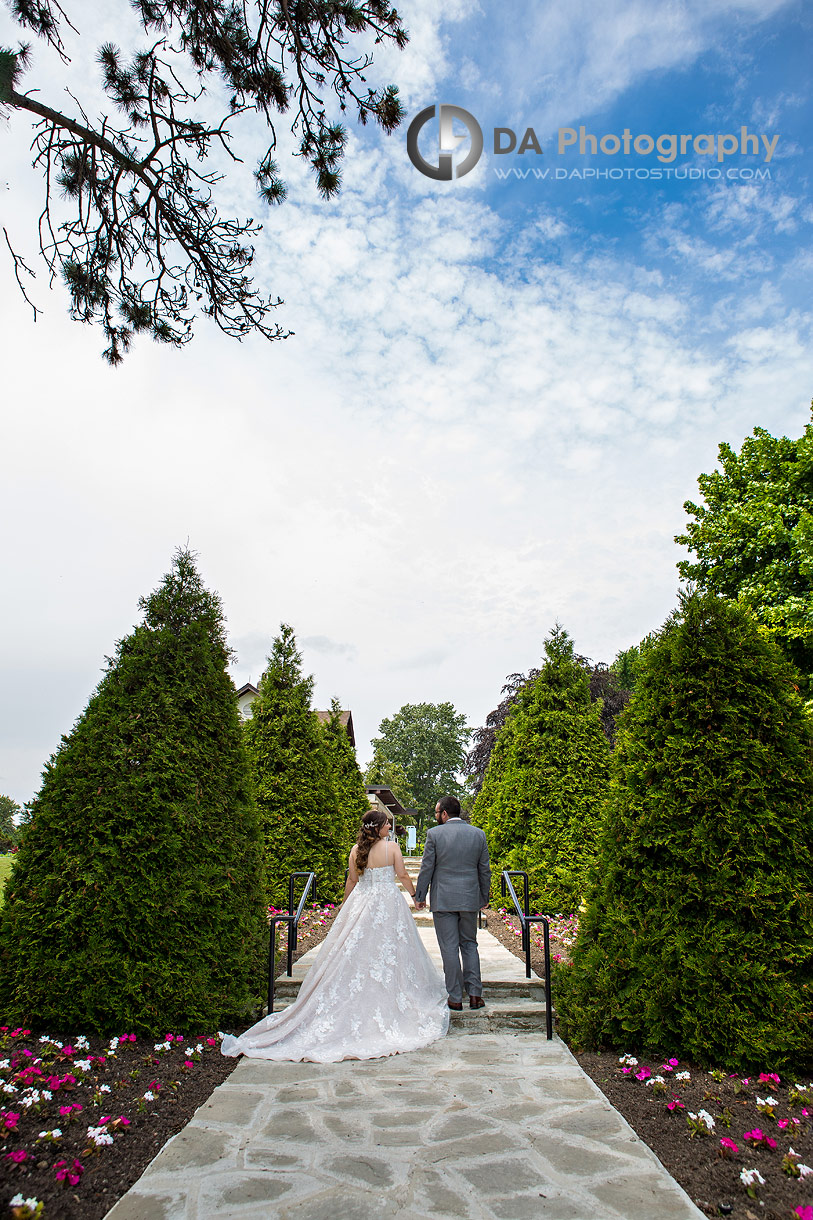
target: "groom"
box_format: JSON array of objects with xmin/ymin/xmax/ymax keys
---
[{"xmin": 415, "ymin": 796, "xmax": 492, "ymax": 1011}]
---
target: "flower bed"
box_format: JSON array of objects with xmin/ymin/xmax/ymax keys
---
[
  {"xmin": 579, "ymin": 1053, "xmax": 813, "ymax": 1219},
  {"xmin": 0, "ymin": 902, "xmax": 341, "ymax": 1217},
  {"xmin": 0, "ymin": 1027, "xmax": 237, "ymax": 1219}
]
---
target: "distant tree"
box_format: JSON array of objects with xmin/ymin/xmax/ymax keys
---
[
  {"xmin": 369, "ymin": 702, "xmax": 471, "ymax": 830},
  {"xmin": 245, "ymin": 625, "xmax": 345, "ymax": 907},
  {"xmin": 558, "ymin": 591, "xmax": 813, "ymax": 1071},
  {"xmin": 1, "ymin": 0, "xmax": 407, "ymax": 361},
  {"xmin": 321, "ymin": 697, "xmax": 369, "ymax": 855},
  {"xmin": 363, "ymin": 748, "xmax": 417, "ymax": 810},
  {"xmin": 610, "ymin": 633, "xmax": 659, "ymax": 696},
  {"xmin": 676, "ymin": 412, "xmax": 813, "ymax": 695},
  {"xmin": 473, "ymin": 626, "xmax": 610, "ymax": 913},
  {"xmin": 0, "ymin": 795, "xmax": 21, "ymax": 848},
  {"xmin": 0, "ymin": 550, "xmax": 267, "ymax": 1034}
]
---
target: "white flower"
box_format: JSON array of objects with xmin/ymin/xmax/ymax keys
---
[
  {"xmin": 41, "ymin": 1091, "xmax": 51, "ymax": 1101},
  {"xmin": 108, "ymin": 1038, "xmax": 119, "ymax": 1051},
  {"xmin": 645, "ymin": 1076, "xmax": 665, "ymax": 1086},
  {"xmin": 688, "ymin": 1110, "xmax": 715, "ymax": 1130},
  {"xmin": 740, "ymin": 1168, "xmax": 765, "ymax": 1187},
  {"xmin": 38, "ymin": 1037, "xmax": 50, "ymax": 1044},
  {"xmin": 618, "ymin": 1054, "xmax": 638, "ymax": 1066},
  {"xmin": 799, "ymin": 1164, "xmax": 813, "ymax": 1178},
  {"xmin": 75, "ymin": 1036, "xmax": 89, "ymax": 1050},
  {"xmin": 37, "ymin": 1129, "xmax": 61, "ymax": 1139},
  {"xmin": 153, "ymin": 1041, "xmax": 171, "ymax": 1053},
  {"xmin": 675, "ymin": 1071, "xmax": 691, "ymax": 1081},
  {"xmin": 195, "ymin": 1043, "xmax": 203, "ymax": 1055},
  {"xmin": 10, "ymin": 1196, "xmax": 24, "ymax": 1207},
  {"xmin": 143, "ymin": 1090, "xmax": 155, "ymax": 1101},
  {"xmin": 2, "ymin": 1082, "xmax": 17, "ymax": 1094},
  {"xmin": 185, "ymin": 1047, "xmax": 195, "ymax": 1057},
  {"xmin": 87, "ymin": 1125, "xmax": 113, "ymax": 1147},
  {"xmin": 74, "ymin": 1059, "xmax": 92, "ymax": 1073},
  {"xmin": 794, "ymin": 1083, "xmax": 809, "ymax": 1091},
  {"xmin": 98, "ymin": 1084, "xmax": 111, "ymax": 1093}
]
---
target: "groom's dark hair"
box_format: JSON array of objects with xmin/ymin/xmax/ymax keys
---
[{"xmin": 437, "ymin": 795, "xmax": 461, "ymax": 818}]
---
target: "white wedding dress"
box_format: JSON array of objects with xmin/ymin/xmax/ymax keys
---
[{"xmin": 221, "ymin": 856, "xmax": 450, "ymax": 1063}]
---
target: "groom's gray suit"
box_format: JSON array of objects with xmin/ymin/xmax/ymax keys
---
[{"xmin": 415, "ymin": 817, "xmax": 492, "ymax": 1004}]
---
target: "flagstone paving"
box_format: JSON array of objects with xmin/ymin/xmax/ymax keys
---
[{"xmin": 105, "ymin": 863, "xmax": 705, "ymax": 1219}]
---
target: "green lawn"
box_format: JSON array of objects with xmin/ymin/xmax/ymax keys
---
[{"xmin": 0, "ymin": 855, "xmax": 14, "ymax": 908}]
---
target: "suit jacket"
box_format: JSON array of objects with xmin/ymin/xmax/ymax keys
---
[{"xmin": 415, "ymin": 818, "xmax": 491, "ymax": 912}]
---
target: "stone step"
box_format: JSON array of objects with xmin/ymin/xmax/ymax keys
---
[
  {"xmin": 273, "ymin": 974, "xmax": 547, "ymax": 1000},
  {"xmin": 265, "ymin": 994, "xmax": 554, "ymax": 1034}
]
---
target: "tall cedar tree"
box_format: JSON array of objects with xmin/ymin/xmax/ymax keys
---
[
  {"xmin": 0, "ymin": 551, "xmax": 267, "ymax": 1034},
  {"xmin": 557, "ymin": 592, "xmax": 813, "ymax": 1071},
  {"xmin": 245, "ymin": 626, "xmax": 345, "ymax": 907},
  {"xmin": 321, "ymin": 697, "xmax": 370, "ymax": 856},
  {"xmin": 473, "ymin": 627, "xmax": 610, "ymax": 913}
]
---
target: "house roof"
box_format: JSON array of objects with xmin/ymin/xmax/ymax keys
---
[
  {"xmin": 236, "ymin": 682, "xmax": 260, "ymax": 698},
  {"xmin": 365, "ymin": 785, "xmax": 405, "ymax": 816},
  {"xmin": 315, "ymin": 709, "xmax": 356, "ymax": 748}
]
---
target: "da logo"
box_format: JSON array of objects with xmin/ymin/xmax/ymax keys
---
[{"xmin": 407, "ymin": 105, "xmax": 484, "ymax": 180}]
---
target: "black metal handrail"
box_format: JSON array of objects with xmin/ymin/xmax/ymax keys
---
[
  {"xmin": 267, "ymin": 871, "xmax": 317, "ymax": 1014},
  {"xmin": 500, "ymin": 870, "xmax": 553, "ymax": 1040}
]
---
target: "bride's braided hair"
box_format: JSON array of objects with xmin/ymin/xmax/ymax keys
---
[{"xmin": 355, "ymin": 809, "xmax": 389, "ymax": 874}]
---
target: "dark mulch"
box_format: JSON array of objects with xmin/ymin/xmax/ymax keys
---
[
  {"xmin": 487, "ymin": 907, "xmax": 813, "ymax": 1220},
  {"xmin": 0, "ymin": 904, "xmax": 339, "ymax": 1220}
]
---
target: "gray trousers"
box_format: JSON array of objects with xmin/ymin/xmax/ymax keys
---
[{"xmin": 432, "ymin": 910, "xmax": 482, "ymax": 1002}]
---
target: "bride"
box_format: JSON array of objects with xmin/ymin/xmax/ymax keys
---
[{"xmin": 221, "ymin": 809, "xmax": 450, "ymax": 1062}]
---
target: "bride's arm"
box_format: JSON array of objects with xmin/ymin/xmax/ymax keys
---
[
  {"xmin": 344, "ymin": 846, "xmax": 359, "ymax": 900},
  {"xmin": 392, "ymin": 844, "xmax": 416, "ymax": 897}
]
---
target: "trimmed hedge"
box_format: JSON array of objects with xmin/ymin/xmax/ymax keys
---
[
  {"xmin": 244, "ymin": 625, "xmax": 345, "ymax": 907},
  {"xmin": 557, "ymin": 591, "xmax": 813, "ymax": 1071},
  {"xmin": 473, "ymin": 626, "xmax": 610, "ymax": 913},
  {"xmin": 0, "ymin": 551, "xmax": 267, "ymax": 1034}
]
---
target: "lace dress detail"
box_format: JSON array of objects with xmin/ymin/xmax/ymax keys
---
[{"xmin": 221, "ymin": 863, "xmax": 449, "ymax": 1063}]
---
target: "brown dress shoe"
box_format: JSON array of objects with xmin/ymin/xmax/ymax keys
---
[
  {"xmin": 447, "ymin": 999, "xmax": 463, "ymax": 1010},
  {"xmin": 469, "ymin": 996, "xmax": 485, "ymax": 1009}
]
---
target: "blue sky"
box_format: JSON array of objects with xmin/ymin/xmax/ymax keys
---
[{"xmin": 1, "ymin": 0, "xmax": 811, "ymax": 804}]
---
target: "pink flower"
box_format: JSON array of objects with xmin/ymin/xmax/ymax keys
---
[
  {"xmin": 58, "ymin": 1106, "xmax": 73, "ymax": 1118},
  {"xmin": 794, "ymin": 1208, "xmax": 813, "ymax": 1220},
  {"xmin": 635, "ymin": 1067, "xmax": 651, "ymax": 1081},
  {"xmin": 668, "ymin": 1058, "xmax": 679, "ymax": 1067},
  {"xmin": 758, "ymin": 1072, "xmax": 780, "ymax": 1085},
  {"xmin": 7, "ymin": 1149, "xmax": 28, "ymax": 1163},
  {"xmin": 119, "ymin": 1117, "xmax": 131, "ymax": 1126},
  {"xmin": 55, "ymin": 1158, "xmax": 84, "ymax": 1186},
  {"xmin": 741, "ymin": 1077, "xmax": 750, "ymax": 1085},
  {"xmin": 804, "ymin": 1109, "xmax": 810, "ymax": 1117},
  {"xmin": 667, "ymin": 1099, "xmax": 685, "ymax": 1111},
  {"xmin": 3, "ymin": 1113, "xmax": 20, "ymax": 1130},
  {"xmin": 183, "ymin": 1060, "xmax": 194, "ymax": 1069},
  {"xmin": 744, "ymin": 1129, "xmax": 765, "ymax": 1142},
  {"xmin": 720, "ymin": 1137, "xmax": 739, "ymax": 1155},
  {"xmin": 621, "ymin": 1067, "xmax": 631, "ymax": 1075}
]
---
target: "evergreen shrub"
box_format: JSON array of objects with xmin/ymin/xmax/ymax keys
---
[
  {"xmin": 473, "ymin": 626, "xmax": 610, "ymax": 913},
  {"xmin": 0, "ymin": 551, "xmax": 267, "ymax": 1034},
  {"xmin": 557, "ymin": 591, "xmax": 813, "ymax": 1071},
  {"xmin": 245, "ymin": 625, "xmax": 345, "ymax": 907},
  {"xmin": 321, "ymin": 697, "xmax": 370, "ymax": 856}
]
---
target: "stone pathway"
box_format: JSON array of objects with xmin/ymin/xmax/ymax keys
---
[{"xmin": 106, "ymin": 863, "xmax": 705, "ymax": 1220}]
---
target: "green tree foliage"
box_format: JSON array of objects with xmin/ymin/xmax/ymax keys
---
[
  {"xmin": 0, "ymin": 550, "xmax": 267, "ymax": 1034},
  {"xmin": 611, "ymin": 633, "xmax": 659, "ymax": 695},
  {"xmin": 473, "ymin": 627, "xmax": 610, "ymax": 914},
  {"xmin": 557, "ymin": 591, "xmax": 813, "ymax": 1071},
  {"xmin": 676, "ymin": 412, "xmax": 813, "ymax": 694},
  {"xmin": 0, "ymin": 796, "xmax": 20, "ymax": 849},
  {"xmin": 369, "ymin": 702, "xmax": 471, "ymax": 829},
  {"xmin": 363, "ymin": 748, "xmax": 417, "ymax": 810},
  {"xmin": 321, "ymin": 697, "xmax": 370, "ymax": 856},
  {"xmin": 2, "ymin": 0, "xmax": 407, "ymax": 360},
  {"xmin": 245, "ymin": 625, "xmax": 345, "ymax": 907}
]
